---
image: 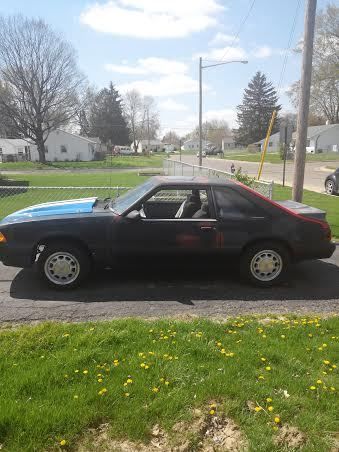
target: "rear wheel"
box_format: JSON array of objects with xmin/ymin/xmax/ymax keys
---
[
  {"xmin": 37, "ymin": 242, "xmax": 91, "ymax": 289},
  {"xmin": 240, "ymin": 241, "xmax": 290, "ymax": 287},
  {"xmin": 325, "ymin": 180, "xmax": 335, "ymax": 195}
]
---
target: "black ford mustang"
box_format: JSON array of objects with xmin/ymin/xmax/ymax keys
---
[{"xmin": 0, "ymin": 176, "xmax": 335, "ymax": 289}]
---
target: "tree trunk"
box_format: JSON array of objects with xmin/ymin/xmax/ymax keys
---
[{"xmin": 36, "ymin": 135, "xmax": 46, "ymax": 163}]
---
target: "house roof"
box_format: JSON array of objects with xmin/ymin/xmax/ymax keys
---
[
  {"xmin": 292, "ymin": 124, "xmax": 339, "ymax": 139},
  {"xmin": 140, "ymin": 139, "xmax": 162, "ymax": 145},
  {"xmin": 255, "ymin": 131, "xmax": 280, "ymax": 144},
  {"xmin": 54, "ymin": 129, "xmax": 98, "ymax": 144},
  {"xmin": 0, "ymin": 138, "xmax": 32, "ymax": 153}
]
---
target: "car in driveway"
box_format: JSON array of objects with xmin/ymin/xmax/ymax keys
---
[
  {"xmin": 325, "ymin": 168, "xmax": 339, "ymax": 195},
  {"xmin": 0, "ymin": 177, "xmax": 335, "ymax": 289}
]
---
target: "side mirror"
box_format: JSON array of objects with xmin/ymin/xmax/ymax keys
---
[{"xmin": 126, "ymin": 210, "xmax": 141, "ymax": 221}]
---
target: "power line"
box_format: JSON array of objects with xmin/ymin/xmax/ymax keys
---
[
  {"xmin": 218, "ymin": 0, "xmax": 256, "ymax": 62},
  {"xmin": 277, "ymin": 0, "xmax": 302, "ymax": 92}
]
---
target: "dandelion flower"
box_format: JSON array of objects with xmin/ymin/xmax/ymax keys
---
[
  {"xmin": 209, "ymin": 410, "xmax": 215, "ymax": 415},
  {"xmin": 258, "ymin": 375, "xmax": 265, "ymax": 380},
  {"xmin": 265, "ymin": 366, "xmax": 271, "ymax": 371},
  {"xmin": 83, "ymin": 370, "xmax": 88, "ymax": 375},
  {"xmin": 274, "ymin": 417, "xmax": 281, "ymax": 424},
  {"xmin": 268, "ymin": 406, "xmax": 274, "ymax": 412},
  {"xmin": 127, "ymin": 378, "xmax": 133, "ymax": 384},
  {"xmin": 316, "ymin": 380, "xmax": 322, "ymax": 384},
  {"xmin": 165, "ymin": 381, "xmax": 170, "ymax": 386},
  {"xmin": 254, "ymin": 406, "xmax": 262, "ymax": 412},
  {"xmin": 330, "ymin": 387, "xmax": 336, "ymax": 391},
  {"xmin": 73, "ymin": 395, "xmax": 79, "ymax": 399},
  {"xmin": 266, "ymin": 397, "xmax": 272, "ymax": 403},
  {"xmin": 124, "ymin": 392, "xmax": 130, "ymax": 397},
  {"xmin": 309, "ymin": 386, "xmax": 316, "ymax": 390},
  {"xmin": 323, "ymin": 360, "xmax": 330, "ymax": 365},
  {"xmin": 332, "ymin": 365, "xmax": 337, "ymax": 369},
  {"xmin": 261, "ymin": 357, "xmax": 266, "ymax": 362},
  {"xmin": 60, "ymin": 439, "xmax": 67, "ymax": 446},
  {"xmin": 75, "ymin": 370, "xmax": 79, "ymax": 373},
  {"xmin": 281, "ymin": 335, "xmax": 285, "ymax": 339},
  {"xmin": 152, "ymin": 387, "xmax": 159, "ymax": 393}
]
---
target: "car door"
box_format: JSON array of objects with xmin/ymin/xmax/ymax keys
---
[
  {"xmin": 212, "ymin": 186, "xmax": 271, "ymax": 254},
  {"xmin": 115, "ymin": 186, "xmax": 218, "ymax": 257}
]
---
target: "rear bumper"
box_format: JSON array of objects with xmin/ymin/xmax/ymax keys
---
[
  {"xmin": 0, "ymin": 244, "xmax": 34, "ymax": 268},
  {"xmin": 295, "ymin": 241, "xmax": 336, "ymax": 261}
]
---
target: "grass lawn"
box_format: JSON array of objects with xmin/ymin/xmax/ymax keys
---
[
  {"xmin": 0, "ymin": 154, "xmax": 166, "ymax": 171},
  {"xmin": 222, "ymin": 152, "xmax": 339, "ymax": 164},
  {"xmin": 273, "ymin": 185, "xmax": 339, "ymax": 239},
  {"xmin": 0, "ymin": 173, "xmax": 147, "ymax": 220},
  {"xmin": 0, "ymin": 317, "xmax": 337, "ymax": 451}
]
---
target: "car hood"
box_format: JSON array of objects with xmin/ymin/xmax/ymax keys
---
[{"xmin": 1, "ymin": 197, "xmax": 98, "ymax": 224}]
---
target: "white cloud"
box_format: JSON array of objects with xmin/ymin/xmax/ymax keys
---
[
  {"xmin": 209, "ymin": 32, "xmax": 239, "ymax": 46},
  {"xmin": 80, "ymin": 0, "xmax": 225, "ymax": 39},
  {"xmin": 118, "ymin": 73, "xmax": 210, "ymax": 97},
  {"xmin": 159, "ymin": 98, "xmax": 189, "ymax": 111},
  {"xmin": 252, "ymin": 46, "xmax": 273, "ymax": 58},
  {"xmin": 194, "ymin": 46, "xmax": 247, "ymax": 61},
  {"xmin": 105, "ymin": 57, "xmax": 188, "ymax": 75}
]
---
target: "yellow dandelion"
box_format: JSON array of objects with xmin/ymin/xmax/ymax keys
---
[
  {"xmin": 160, "ymin": 377, "xmax": 165, "ymax": 382},
  {"xmin": 332, "ymin": 365, "xmax": 337, "ymax": 369},
  {"xmin": 308, "ymin": 333, "xmax": 313, "ymax": 337},
  {"xmin": 152, "ymin": 387, "xmax": 159, "ymax": 393},
  {"xmin": 261, "ymin": 357, "xmax": 266, "ymax": 362},
  {"xmin": 258, "ymin": 375, "xmax": 265, "ymax": 380},
  {"xmin": 75, "ymin": 370, "xmax": 79, "ymax": 373},
  {"xmin": 323, "ymin": 360, "xmax": 330, "ymax": 365},
  {"xmin": 281, "ymin": 335, "xmax": 285, "ymax": 339},
  {"xmin": 322, "ymin": 343, "xmax": 327, "ymax": 347},
  {"xmin": 217, "ymin": 342, "xmax": 222, "ymax": 347},
  {"xmin": 165, "ymin": 381, "xmax": 170, "ymax": 386},
  {"xmin": 124, "ymin": 392, "xmax": 130, "ymax": 397},
  {"xmin": 209, "ymin": 410, "xmax": 215, "ymax": 415},
  {"xmin": 140, "ymin": 363, "xmax": 146, "ymax": 368},
  {"xmin": 309, "ymin": 386, "xmax": 316, "ymax": 390},
  {"xmin": 60, "ymin": 439, "xmax": 67, "ymax": 446},
  {"xmin": 89, "ymin": 327, "xmax": 95, "ymax": 331},
  {"xmin": 73, "ymin": 395, "xmax": 79, "ymax": 399},
  {"xmin": 330, "ymin": 387, "xmax": 336, "ymax": 391},
  {"xmin": 268, "ymin": 406, "xmax": 274, "ymax": 412},
  {"xmin": 83, "ymin": 370, "xmax": 88, "ymax": 375},
  {"xmin": 254, "ymin": 406, "xmax": 262, "ymax": 412},
  {"xmin": 265, "ymin": 366, "xmax": 271, "ymax": 371},
  {"xmin": 62, "ymin": 333, "xmax": 70, "ymax": 337},
  {"xmin": 145, "ymin": 365, "xmax": 150, "ymax": 370},
  {"xmin": 316, "ymin": 380, "xmax": 322, "ymax": 384},
  {"xmin": 127, "ymin": 378, "xmax": 133, "ymax": 384},
  {"xmin": 274, "ymin": 417, "xmax": 281, "ymax": 424},
  {"xmin": 266, "ymin": 397, "xmax": 272, "ymax": 403}
]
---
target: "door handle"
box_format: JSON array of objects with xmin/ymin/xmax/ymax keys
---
[{"xmin": 200, "ymin": 226, "xmax": 215, "ymax": 231}]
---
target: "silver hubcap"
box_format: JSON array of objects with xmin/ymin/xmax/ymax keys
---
[
  {"xmin": 326, "ymin": 181, "xmax": 334, "ymax": 194},
  {"xmin": 250, "ymin": 249, "xmax": 283, "ymax": 282},
  {"xmin": 44, "ymin": 252, "xmax": 80, "ymax": 286}
]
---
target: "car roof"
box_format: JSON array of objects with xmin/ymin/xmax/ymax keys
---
[{"xmin": 152, "ymin": 175, "xmax": 237, "ymax": 187}]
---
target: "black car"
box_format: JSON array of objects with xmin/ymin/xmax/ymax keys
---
[
  {"xmin": 325, "ymin": 168, "xmax": 339, "ymax": 195},
  {"xmin": 0, "ymin": 176, "xmax": 335, "ymax": 289}
]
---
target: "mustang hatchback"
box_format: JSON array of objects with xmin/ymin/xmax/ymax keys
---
[{"xmin": 0, "ymin": 176, "xmax": 335, "ymax": 289}]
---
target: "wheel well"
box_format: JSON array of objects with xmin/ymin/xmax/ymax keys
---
[
  {"xmin": 241, "ymin": 238, "xmax": 294, "ymax": 259},
  {"xmin": 35, "ymin": 236, "xmax": 92, "ymax": 260}
]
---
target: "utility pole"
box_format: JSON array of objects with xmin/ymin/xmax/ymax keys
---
[
  {"xmin": 147, "ymin": 108, "xmax": 150, "ymax": 156},
  {"xmin": 292, "ymin": 0, "xmax": 317, "ymax": 202},
  {"xmin": 199, "ymin": 57, "xmax": 203, "ymax": 167},
  {"xmin": 282, "ymin": 122, "xmax": 288, "ymax": 187}
]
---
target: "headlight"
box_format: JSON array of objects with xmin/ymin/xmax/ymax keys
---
[{"xmin": 0, "ymin": 232, "xmax": 7, "ymax": 243}]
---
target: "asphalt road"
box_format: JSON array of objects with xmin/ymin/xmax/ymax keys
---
[
  {"xmin": 0, "ymin": 247, "xmax": 338, "ymax": 323},
  {"xmin": 175, "ymin": 155, "xmax": 336, "ymax": 194}
]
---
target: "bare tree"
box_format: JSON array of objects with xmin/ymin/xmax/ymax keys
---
[
  {"xmin": 288, "ymin": 4, "xmax": 339, "ymax": 124},
  {"xmin": 0, "ymin": 16, "xmax": 85, "ymax": 162},
  {"xmin": 162, "ymin": 130, "xmax": 180, "ymax": 145},
  {"xmin": 123, "ymin": 90, "xmax": 160, "ymax": 153},
  {"xmin": 190, "ymin": 119, "xmax": 230, "ymax": 148}
]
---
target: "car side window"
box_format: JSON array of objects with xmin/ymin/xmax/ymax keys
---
[{"xmin": 213, "ymin": 188, "xmax": 260, "ymax": 219}]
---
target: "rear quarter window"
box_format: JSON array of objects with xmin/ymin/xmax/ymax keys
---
[{"xmin": 213, "ymin": 187, "xmax": 263, "ymax": 219}]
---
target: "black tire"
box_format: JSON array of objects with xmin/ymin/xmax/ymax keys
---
[
  {"xmin": 240, "ymin": 241, "xmax": 290, "ymax": 287},
  {"xmin": 325, "ymin": 179, "xmax": 335, "ymax": 195},
  {"xmin": 37, "ymin": 241, "xmax": 91, "ymax": 289}
]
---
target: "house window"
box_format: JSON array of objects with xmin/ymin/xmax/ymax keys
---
[
  {"xmin": 268, "ymin": 142, "xmax": 273, "ymax": 147},
  {"xmin": 17, "ymin": 147, "xmax": 24, "ymax": 155},
  {"xmin": 60, "ymin": 145, "xmax": 67, "ymax": 153},
  {"xmin": 0, "ymin": 148, "xmax": 2, "ymax": 155}
]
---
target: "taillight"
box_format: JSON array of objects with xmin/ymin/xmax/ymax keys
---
[{"xmin": 0, "ymin": 232, "xmax": 7, "ymax": 243}]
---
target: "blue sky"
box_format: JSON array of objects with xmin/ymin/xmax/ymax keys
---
[{"xmin": 0, "ymin": 0, "xmax": 330, "ymax": 136}]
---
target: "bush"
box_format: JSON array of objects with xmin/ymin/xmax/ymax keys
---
[{"xmin": 234, "ymin": 168, "xmax": 255, "ymax": 187}]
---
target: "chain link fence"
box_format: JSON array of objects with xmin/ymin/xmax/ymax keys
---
[
  {"xmin": 0, "ymin": 186, "xmax": 131, "ymax": 221},
  {"xmin": 164, "ymin": 159, "xmax": 274, "ymax": 199}
]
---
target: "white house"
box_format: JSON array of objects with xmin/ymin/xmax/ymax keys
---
[
  {"xmin": 30, "ymin": 129, "xmax": 101, "ymax": 162},
  {"xmin": 255, "ymin": 131, "xmax": 281, "ymax": 153},
  {"xmin": 221, "ymin": 135, "xmax": 243, "ymax": 151},
  {"xmin": 131, "ymin": 139, "xmax": 163, "ymax": 153},
  {"xmin": 292, "ymin": 124, "xmax": 339, "ymax": 153},
  {"xmin": 181, "ymin": 139, "xmax": 211, "ymax": 151},
  {"xmin": 0, "ymin": 138, "xmax": 35, "ymax": 162}
]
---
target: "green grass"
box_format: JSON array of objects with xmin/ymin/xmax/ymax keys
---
[
  {"xmin": 0, "ymin": 154, "xmax": 166, "ymax": 171},
  {"xmin": 222, "ymin": 152, "xmax": 339, "ymax": 164},
  {"xmin": 0, "ymin": 317, "xmax": 337, "ymax": 451},
  {"xmin": 0, "ymin": 173, "xmax": 147, "ymax": 220},
  {"xmin": 273, "ymin": 185, "xmax": 339, "ymax": 239}
]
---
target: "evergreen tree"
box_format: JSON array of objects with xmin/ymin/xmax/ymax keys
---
[
  {"xmin": 235, "ymin": 72, "xmax": 281, "ymax": 146},
  {"xmin": 89, "ymin": 82, "xmax": 129, "ymax": 145}
]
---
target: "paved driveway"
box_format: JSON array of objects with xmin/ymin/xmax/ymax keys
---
[
  {"xmin": 174, "ymin": 155, "xmax": 336, "ymax": 194},
  {"xmin": 0, "ymin": 247, "xmax": 338, "ymax": 323}
]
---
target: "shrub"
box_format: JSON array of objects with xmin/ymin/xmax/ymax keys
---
[{"xmin": 234, "ymin": 168, "xmax": 256, "ymax": 187}]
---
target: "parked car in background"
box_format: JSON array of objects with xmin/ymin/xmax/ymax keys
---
[
  {"xmin": 0, "ymin": 177, "xmax": 335, "ymax": 289},
  {"xmin": 115, "ymin": 146, "xmax": 134, "ymax": 155},
  {"xmin": 196, "ymin": 150, "xmax": 206, "ymax": 158},
  {"xmin": 325, "ymin": 168, "xmax": 339, "ymax": 195}
]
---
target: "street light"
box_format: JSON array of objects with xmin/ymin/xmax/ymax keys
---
[{"xmin": 198, "ymin": 58, "xmax": 248, "ymax": 167}]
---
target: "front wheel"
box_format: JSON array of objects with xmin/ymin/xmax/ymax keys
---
[
  {"xmin": 37, "ymin": 242, "xmax": 91, "ymax": 289},
  {"xmin": 240, "ymin": 242, "xmax": 290, "ymax": 287},
  {"xmin": 325, "ymin": 180, "xmax": 335, "ymax": 195}
]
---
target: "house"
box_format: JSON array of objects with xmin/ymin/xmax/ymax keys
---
[
  {"xmin": 181, "ymin": 139, "xmax": 211, "ymax": 151},
  {"xmin": 0, "ymin": 138, "xmax": 35, "ymax": 162},
  {"xmin": 163, "ymin": 143, "xmax": 176, "ymax": 152},
  {"xmin": 131, "ymin": 139, "xmax": 163, "ymax": 153},
  {"xmin": 291, "ymin": 124, "xmax": 339, "ymax": 153},
  {"xmin": 255, "ymin": 131, "xmax": 281, "ymax": 153},
  {"xmin": 30, "ymin": 129, "xmax": 101, "ymax": 162},
  {"xmin": 221, "ymin": 135, "xmax": 243, "ymax": 151}
]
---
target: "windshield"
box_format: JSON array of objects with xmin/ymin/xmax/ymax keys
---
[{"xmin": 110, "ymin": 178, "xmax": 158, "ymax": 214}]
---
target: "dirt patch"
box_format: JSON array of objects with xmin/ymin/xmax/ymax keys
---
[
  {"xmin": 274, "ymin": 425, "xmax": 307, "ymax": 449},
  {"xmin": 76, "ymin": 406, "xmax": 248, "ymax": 451}
]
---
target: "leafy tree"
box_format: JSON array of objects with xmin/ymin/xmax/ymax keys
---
[
  {"xmin": 162, "ymin": 130, "xmax": 181, "ymax": 146},
  {"xmin": 235, "ymin": 71, "xmax": 281, "ymax": 146},
  {"xmin": 288, "ymin": 4, "xmax": 338, "ymax": 124},
  {"xmin": 0, "ymin": 16, "xmax": 85, "ymax": 163},
  {"xmin": 88, "ymin": 82, "xmax": 129, "ymax": 145}
]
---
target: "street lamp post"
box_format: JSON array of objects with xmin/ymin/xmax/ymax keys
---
[{"xmin": 198, "ymin": 58, "xmax": 248, "ymax": 167}]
